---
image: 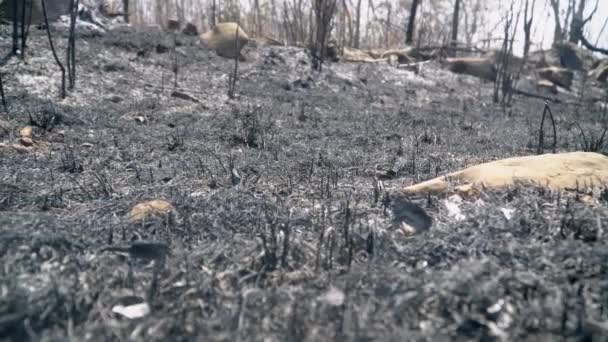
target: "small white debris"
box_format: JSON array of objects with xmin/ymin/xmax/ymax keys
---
[
  {"xmin": 487, "ymin": 299, "xmax": 504, "ymax": 314},
  {"xmin": 319, "ymin": 287, "xmax": 345, "ymax": 306},
  {"xmin": 112, "ymin": 302, "xmax": 150, "ymax": 319},
  {"xmin": 419, "ymin": 320, "xmax": 432, "ymax": 331},
  {"xmin": 415, "ymin": 260, "xmax": 428, "ymax": 269},
  {"xmin": 443, "ymin": 198, "xmax": 465, "ymax": 221},
  {"xmin": 190, "ymin": 190, "xmax": 206, "ymax": 198},
  {"xmin": 500, "ymin": 208, "xmax": 516, "ymax": 220},
  {"xmin": 400, "ymin": 222, "xmax": 417, "ymax": 236}
]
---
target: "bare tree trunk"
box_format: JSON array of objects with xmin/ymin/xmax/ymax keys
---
[
  {"xmin": 19, "ymin": 0, "xmax": 28, "ymax": 59},
  {"xmin": 0, "ymin": 73, "xmax": 6, "ymax": 111},
  {"xmin": 549, "ymin": 0, "xmax": 562, "ymax": 45},
  {"xmin": 270, "ymin": 0, "xmax": 277, "ymax": 38},
  {"xmin": 462, "ymin": 0, "xmax": 482, "ymax": 49},
  {"xmin": 308, "ymin": 2, "xmax": 314, "ymax": 47},
  {"xmin": 254, "ymin": 0, "xmax": 261, "ymax": 36},
  {"xmin": 67, "ymin": 0, "xmax": 79, "ymax": 90},
  {"xmin": 367, "ymin": 0, "xmax": 376, "ymax": 46},
  {"xmin": 569, "ymin": 0, "xmax": 586, "ymax": 44},
  {"xmin": 384, "ymin": 2, "xmax": 391, "ymax": 48},
  {"xmin": 312, "ymin": 0, "xmax": 337, "ymax": 71},
  {"xmin": 405, "ymin": 0, "xmax": 421, "ymax": 45},
  {"xmin": 522, "ymin": 0, "xmax": 536, "ymax": 60},
  {"xmin": 210, "ymin": 0, "xmax": 217, "ymax": 28},
  {"xmin": 470, "ymin": 0, "xmax": 481, "ymax": 42},
  {"xmin": 282, "ymin": 2, "xmax": 292, "ymax": 43},
  {"xmin": 343, "ymin": 0, "xmax": 353, "ymax": 46},
  {"xmin": 569, "ymin": 0, "xmax": 598, "ymax": 44},
  {"xmin": 338, "ymin": 0, "xmax": 345, "ymax": 50},
  {"xmin": 450, "ymin": 0, "xmax": 460, "ymax": 56},
  {"xmin": 123, "ymin": 0, "xmax": 129, "ymax": 23},
  {"xmin": 563, "ymin": 0, "xmax": 574, "ymax": 38},
  {"xmin": 354, "ymin": 0, "xmax": 361, "ymax": 48},
  {"xmin": 11, "ymin": 0, "xmax": 18, "ymax": 55}
]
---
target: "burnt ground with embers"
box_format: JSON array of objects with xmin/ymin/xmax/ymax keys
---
[{"xmin": 1, "ymin": 25, "xmax": 608, "ymax": 341}]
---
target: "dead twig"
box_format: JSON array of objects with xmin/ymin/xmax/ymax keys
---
[
  {"xmin": 513, "ymin": 87, "xmax": 561, "ymax": 103},
  {"xmin": 537, "ymin": 101, "xmax": 557, "ymax": 155}
]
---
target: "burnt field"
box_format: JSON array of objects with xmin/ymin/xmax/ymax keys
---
[{"xmin": 1, "ymin": 25, "xmax": 608, "ymax": 341}]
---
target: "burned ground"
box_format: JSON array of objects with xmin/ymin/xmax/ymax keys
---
[{"xmin": 0, "ymin": 25, "xmax": 608, "ymax": 341}]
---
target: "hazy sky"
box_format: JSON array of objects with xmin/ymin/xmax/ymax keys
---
[
  {"xmin": 482, "ymin": 0, "xmax": 607, "ymax": 55},
  {"xmin": 129, "ymin": 0, "xmax": 607, "ymax": 56}
]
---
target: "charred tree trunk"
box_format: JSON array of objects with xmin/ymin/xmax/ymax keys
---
[
  {"xmin": 210, "ymin": 0, "xmax": 217, "ymax": 28},
  {"xmin": 569, "ymin": 0, "xmax": 598, "ymax": 44},
  {"xmin": 569, "ymin": 0, "xmax": 586, "ymax": 44},
  {"xmin": 10, "ymin": 0, "xmax": 33, "ymax": 58},
  {"xmin": 123, "ymin": 0, "xmax": 129, "ymax": 23},
  {"xmin": 312, "ymin": 0, "xmax": 337, "ymax": 71},
  {"xmin": 354, "ymin": 0, "xmax": 361, "ymax": 48},
  {"xmin": 11, "ymin": 0, "xmax": 19, "ymax": 55},
  {"xmin": 67, "ymin": 0, "xmax": 79, "ymax": 89},
  {"xmin": 522, "ymin": 0, "xmax": 536, "ymax": 60},
  {"xmin": 0, "ymin": 73, "xmax": 6, "ymax": 111},
  {"xmin": 384, "ymin": 1, "xmax": 391, "ymax": 48},
  {"xmin": 19, "ymin": 0, "xmax": 28, "ymax": 59},
  {"xmin": 254, "ymin": 0, "xmax": 261, "ymax": 36},
  {"xmin": 549, "ymin": 0, "xmax": 563, "ymax": 45},
  {"xmin": 405, "ymin": 0, "xmax": 420, "ymax": 45},
  {"xmin": 343, "ymin": 0, "xmax": 353, "ymax": 47},
  {"xmin": 450, "ymin": 0, "xmax": 461, "ymax": 56}
]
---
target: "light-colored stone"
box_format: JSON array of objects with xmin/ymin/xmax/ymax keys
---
[
  {"xmin": 112, "ymin": 302, "xmax": 150, "ymax": 319},
  {"xmin": 537, "ymin": 79, "xmax": 558, "ymax": 94},
  {"xmin": 253, "ymin": 36, "xmax": 283, "ymax": 47},
  {"xmin": 20, "ymin": 126, "xmax": 33, "ymax": 139},
  {"xmin": 537, "ymin": 66, "xmax": 573, "ymax": 89},
  {"xmin": 379, "ymin": 49, "xmax": 412, "ymax": 64},
  {"xmin": 128, "ymin": 199, "xmax": 176, "ymax": 223},
  {"xmin": 589, "ymin": 60, "xmax": 608, "ymax": 83},
  {"xmin": 341, "ymin": 47, "xmax": 377, "ymax": 63},
  {"xmin": 200, "ymin": 22, "xmax": 249, "ymax": 59},
  {"xmin": 402, "ymin": 152, "xmax": 608, "ymax": 196}
]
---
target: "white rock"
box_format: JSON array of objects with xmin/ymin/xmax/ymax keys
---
[
  {"xmin": 319, "ymin": 287, "xmax": 345, "ymax": 306},
  {"xmin": 112, "ymin": 302, "xmax": 150, "ymax": 319},
  {"xmin": 500, "ymin": 208, "xmax": 516, "ymax": 220}
]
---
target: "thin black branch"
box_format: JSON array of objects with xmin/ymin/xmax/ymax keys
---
[
  {"xmin": 537, "ymin": 101, "xmax": 557, "ymax": 155},
  {"xmin": 41, "ymin": 0, "xmax": 67, "ymax": 98}
]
